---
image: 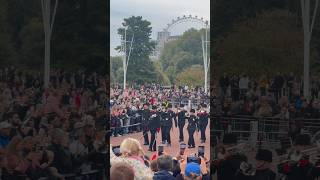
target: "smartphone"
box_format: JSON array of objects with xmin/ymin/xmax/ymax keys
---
[
  {"xmin": 180, "ymin": 143, "xmax": 187, "ymax": 155},
  {"xmin": 112, "ymin": 146, "xmax": 121, "ymax": 156},
  {"xmin": 158, "ymin": 145, "xmax": 164, "ymax": 156},
  {"xmin": 198, "ymin": 146, "xmax": 205, "ymax": 158}
]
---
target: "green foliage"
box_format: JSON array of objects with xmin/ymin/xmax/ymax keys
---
[
  {"xmin": 0, "ymin": 0, "xmax": 16, "ymax": 67},
  {"xmin": 175, "ymin": 65, "xmax": 204, "ymax": 86},
  {"xmin": 160, "ymin": 28, "xmax": 208, "ymax": 84},
  {"xmin": 214, "ymin": 10, "xmax": 315, "ymax": 77},
  {"xmin": 0, "ymin": 0, "xmax": 107, "ymax": 73},
  {"xmin": 116, "ymin": 16, "xmax": 157, "ymax": 84}
]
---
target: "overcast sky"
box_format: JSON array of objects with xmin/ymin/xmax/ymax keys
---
[{"xmin": 110, "ymin": 0, "xmax": 210, "ymax": 56}]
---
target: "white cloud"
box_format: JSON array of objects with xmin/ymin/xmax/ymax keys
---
[{"xmin": 110, "ymin": 0, "xmax": 210, "ymax": 56}]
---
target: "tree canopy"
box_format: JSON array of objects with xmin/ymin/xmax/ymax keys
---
[{"xmin": 116, "ymin": 16, "xmax": 157, "ymax": 84}]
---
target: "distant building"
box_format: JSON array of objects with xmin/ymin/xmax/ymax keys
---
[{"xmin": 151, "ymin": 31, "xmax": 180, "ymax": 60}]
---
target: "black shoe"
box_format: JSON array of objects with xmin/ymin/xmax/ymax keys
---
[
  {"xmin": 201, "ymin": 140, "xmax": 205, "ymax": 143},
  {"xmin": 148, "ymin": 148, "xmax": 152, "ymax": 152},
  {"xmin": 188, "ymin": 145, "xmax": 192, "ymax": 148},
  {"xmin": 144, "ymin": 143, "xmax": 149, "ymax": 145},
  {"xmin": 179, "ymin": 140, "xmax": 183, "ymax": 142}
]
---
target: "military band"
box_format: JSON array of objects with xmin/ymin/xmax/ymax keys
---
[{"xmin": 140, "ymin": 102, "xmax": 209, "ymax": 151}]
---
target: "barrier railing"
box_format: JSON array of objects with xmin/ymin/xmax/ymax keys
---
[{"xmin": 213, "ymin": 115, "xmax": 320, "ymax": 150}]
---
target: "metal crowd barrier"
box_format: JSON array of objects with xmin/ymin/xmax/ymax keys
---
[{"xmin": 212, "ymin": 116, "xmax": 291, "ymax": 149}]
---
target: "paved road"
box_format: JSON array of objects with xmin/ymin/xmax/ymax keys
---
[{"xmin": 110, "ymin": 122, "xmax": 210, "ymax": 159}]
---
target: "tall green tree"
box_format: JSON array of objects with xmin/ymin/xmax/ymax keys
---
[
  {"xmin": 116, "ymin": 16, "xmax": 157, "ymax": 84},
  {"xmin": 0, "ymin": 0, "xmax": 16, "ymax": 67},
  {"xmin": 160, "ymin": 28, "xmax": 206, "ymax": 83}
]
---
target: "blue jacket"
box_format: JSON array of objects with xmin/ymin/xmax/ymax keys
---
[
  {"xmin": 153, "ymin": 170, "xmax": 176, "ymax": 180},
  {"xmin": 0, "ymin": 135, "xmax": 10, "ymax": 149}
]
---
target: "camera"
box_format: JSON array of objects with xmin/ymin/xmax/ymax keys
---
[
  {"xmin": 198, "ymin": 146, "xmax": 204, "ymax": 158},
  {"xmin": 112, "ymin": 146, "xmax": 121, "ymax": 156},
  {"xmin": 158, "ymin": 145, "xmax": 164, "ymax": 156},
  {"xmin": 180, "ymin": 143, "xmax": 187, "ymax": 155}
]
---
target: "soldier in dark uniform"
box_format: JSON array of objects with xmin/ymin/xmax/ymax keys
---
[
  {"xmin": 187, "ymin": 109, "xmax": 198, "ymax": 148},
  {"xmin": 212, "ymin": 133, "xmax": 247, "ymax": 180},
  {"xmin": 176, "ymin": 104, "xmax": 187, "ymax": 142},
  {"xmin": 167, "ymin": 104, "xmax": 176, "ymax": 145},
  {"xmin": 198, "ymin": 104, "xmax": 209, "ymax": 143},
  {"xmin": 160, "ymin": 105, "xmax": 166, "ymax": 144},
  {"xmin": 278, "ymin": 134, "xmax": 320, "ymax": 180},
  {"xmin": 161, "ymin": 107, "xmax": 171, "ymax": 146},
  {"xmin": 141, "ymin": 103, "xmax": 150, "ymax": 145},
  {"xmin": 149, "ymin": 105, "xmax": 161, "ymax": 152}
]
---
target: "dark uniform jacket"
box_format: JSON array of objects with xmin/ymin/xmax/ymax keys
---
[
  {"xmin": 187, "ymin": 115, "xmax": 198, "ymax": 131},
  {"xmin": 177, "ymin": 110, "xmax": 187, "ymax": 126},
  {"xmin": 149, "ymin": 111, "xmax": 161, "ymax": 131},
  {"xmin": 141, "ymin": 109, "xmax": 150, "ymax": 130}
]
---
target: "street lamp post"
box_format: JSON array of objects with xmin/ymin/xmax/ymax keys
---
[
  {"xmin": 301, "ymin": 0, "xmax": 319, "ymax": 99},
  {"xmin": 41, "ymin": 0, "xmax": 58, "ymax": 88},
  {"xmin": 121, "ymin": 27, "xmax": 134, "ymax": 90},
  {"xmin": 202, "ymin": 21, "xmax": 210, "ymax": 94}
]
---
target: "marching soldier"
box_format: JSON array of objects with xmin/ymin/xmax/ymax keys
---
[
  {"xmin": 148, "ymin": 105, "xmax": 160, "ymax": 152},
  {"xmin": 141, "ymin": 103, "xmax": 150, "ymax": 145},
  {"xmin": 278, "ymin": 134, "xmax": 320, "ymax": 180},
  {"xmin": 160, "ymin": 106, "xmax": 171, "ymax": 146},
  {"xmin": 212, "ymin": 133, "xmax": 247, "ymax": 180},
  {"xmin": 167, "ymin": 104, "xmax": 176, "ymax": 145},
  {"xmin": 176, "ymin": 104, "xmax": 187, "ymax": 142},
  {"xmin": 187, "ymin": 109, "xmax": 198, "ymax": 148},
  {"xmin": 198, "ymin": 104, "xmax": 209, "ymax": 143}
]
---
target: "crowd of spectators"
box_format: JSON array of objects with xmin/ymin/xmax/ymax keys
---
[
  {"xmin": 110, "ymin": 84, "xmax": 209, "ymax": 136},
  {"xmin": 212, "ymin": 73, "xmax": 320, "ymax": 119},
  {"xmin": 0, "ymin": 66, "xmax": 107, "ymax": 179},
  {"xmin": 110, "ymin": 137, "xmax": 210, "ymax": 180}
]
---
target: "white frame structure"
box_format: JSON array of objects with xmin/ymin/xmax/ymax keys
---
[
  {"xmin": 120, "ymin": 27, "xmax": 134, "ymax": 90},
  {"xmin": 41, "ymin": 0, "xmax": 58, "ymax": 88},
  {"xmin": 301, "ymin": 0, "xmax": 319, "ymax": 99}
]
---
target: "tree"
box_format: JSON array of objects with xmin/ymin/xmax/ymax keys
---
[
  {"xmin": 116, "ymin": 16, "xmax": 157, "ymax": 85},
  {"xmin": 214, "ymin": 10, "xmax": 315, "ymax": 77},
  {"xmin": 175, "ymin": 65, "xmax": 204, "ymax": 86},
  {"xmin": 0, "ymin": 0, "xmax": 16, "ymax": 67},
  {"xmin": 160, "ymin": 28, "xmax": 205, "ymax": 83}
]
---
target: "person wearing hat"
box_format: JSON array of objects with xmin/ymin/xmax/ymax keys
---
[
  {"xmin": 212, "ymin": 133, "xmax": 247, "ymax": 180},
  {"xmin": 278, "ymin": 134, "xmax": 320, "ymax": 180},
  {"xmin": 182, "ymin": 156, "xmax": 210, "ymax": 180},
  {"xmin": 160, "ymin": 106, "xmax": 170, "ymax": 145},
  {"xmin": 149, "ymin": 105, "xmax": 161, "ymax": 151},
  {"xmin": 187, "ymin": 109, "xmax": 198, "ymax": 148},
  {"xmin": 141, "ymin": 103, "xmax": 150, "ymax": 145},
  {"xmin": 235, "ymin": 149, "xmax": 276, "ymax": 180},
  {"xmin": 177, "ymin": 104, "xmax": 187, "ymax": 142},
  {"xmin": 197, "ymin": 104, "xmax": 209, "ymax": 143},
  {"xmin": 0, "ymin": 121, "xmax": 12, "ymax": 148},
  {"xmin": 167, "ymin": 104, "xmax": 176, "ymax": 146}
]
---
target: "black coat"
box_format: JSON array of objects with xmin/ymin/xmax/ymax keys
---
[
  {"xmin": 153, "ymin": 170, "xmax": 176, "ymax": 180},
  {"xmin": 149, "ymin": 112, "xmax": 161, "ymax": 131}
]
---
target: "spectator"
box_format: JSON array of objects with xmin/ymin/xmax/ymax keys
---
[
  {"xmin": 110, "ymin": 162, "xmax": 135, "ymax": 180},
  {"xmin": 110, "ymin": 138, "xmax": 153, "ymax": 180},
  {"xmin": 153, "ymin": 155, "xmax": 175, "ymax": 180}
]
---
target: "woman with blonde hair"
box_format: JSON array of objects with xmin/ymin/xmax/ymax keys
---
[{"xmin": 110, "ymin": 138, "xmax": 153, "ymax": 180}]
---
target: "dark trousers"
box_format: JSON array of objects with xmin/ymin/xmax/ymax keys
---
[
  {"xmin": 200, "ymin": 124, "xmax": 207, "ymax": 141},
  {"xmin": 161, "ymin": 125, "xmax": 166, "ymax": 142},
  {"xmin": 188, "ymin": 128, "xmax": 196, "ymax": 147},
  {"xmin": 143, "ymin": 129, "xmax": 149, "ymax": 144},
  {"xmin": 149, "ymin": 130, "xmax": 157, "ymax": 151},
  {"xmin": 162, "ymin": 126, "xmax": 171, "ymax": 144},
  {"xmin": 178, "ymin": 123, "xmax": 185, "ymax": 141}
]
